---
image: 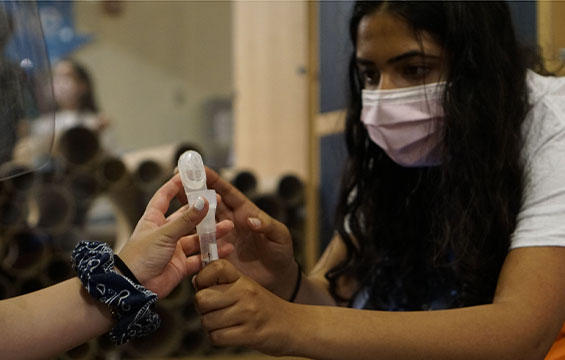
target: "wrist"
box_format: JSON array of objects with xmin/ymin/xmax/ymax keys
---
[
  {"xmin": 113, "ymin": 254, "xmax": 142, "ymax": 285},
  {"xmin": 75, "ymin": 277, "xmax": 114, "ymax": 326},
  {"xmin": 72, "ymin": 241, "xmax": 160, "ymax": 345},
  {"xmin": 117, "ymin": 248, "xmax": 147, "ymax": 286},
  {"xmin": 288, "ymin": 262, "xmax": 302, "ymax": 302},
  {"xmin": 273, "ymin": 259, "xmax": 301, "ymax": 301}
]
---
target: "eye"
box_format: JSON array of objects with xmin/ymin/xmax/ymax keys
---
[
  {"xmin": 401, "ymin": 65, "xmax": 432, "ymax": 79},
  {"xmin": 360, "ymin": 69, "xmax": 380, "ymax": 88}
]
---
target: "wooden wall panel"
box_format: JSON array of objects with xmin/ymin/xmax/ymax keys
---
[{"xmin": 232, "ymin": 1, "xmax": 309, "ymax": 179}]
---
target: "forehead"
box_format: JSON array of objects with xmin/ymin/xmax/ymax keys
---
[
  {"xmin": 54, "ymin": 61, "xmax": 76, "ymax": 76},
  {"xmin": 356, "ymin": 11, "xmax": 442, "ymax": 61}
]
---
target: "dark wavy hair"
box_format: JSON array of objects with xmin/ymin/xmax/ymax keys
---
[
  {"xmin": 56, "ymin": 58, "xmax": 99, "ymax": 113},
  {"xmin": 328, "ymin": 1, "xmax": 540, "ymax": 310}
]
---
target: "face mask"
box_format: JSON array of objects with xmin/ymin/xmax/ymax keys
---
[{"xmin": 361, "ymin": 82, "xmax": 446, "ymax": 167}]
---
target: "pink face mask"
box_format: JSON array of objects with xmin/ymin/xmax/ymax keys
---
[{"xmin": 361, "ymin": 82, "xmax": 446, "ymax": 167}]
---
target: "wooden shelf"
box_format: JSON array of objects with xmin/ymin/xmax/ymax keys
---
[{"xmin": 316, "ymin": 109, "xmax": 346, "ymax": 137}]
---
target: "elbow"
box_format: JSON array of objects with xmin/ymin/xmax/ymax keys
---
[
  {"xmin": 525, "ymin": 334, "xmax": 560, "ymax": 360},
  {"xmin": 501, "ymin": 325, "xmax": 561, "ymax": 360}
]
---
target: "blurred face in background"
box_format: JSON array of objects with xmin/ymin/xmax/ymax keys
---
[{"xmin": 53, "ymin": 60, "xmax": 86, "ymax": 111}]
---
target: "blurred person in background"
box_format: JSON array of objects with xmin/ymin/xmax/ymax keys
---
[
  {"xmin": 29, "ymin": 58, "xmax": 116, "ymax": 154},
  {"xmin": 52, "ymin": 58, "xmax": 109, "ymax": 134}
]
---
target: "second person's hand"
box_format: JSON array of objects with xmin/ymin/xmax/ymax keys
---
[
  {"xmin": 195, "ymin": 259, "xmax": 299, "ymax": 356},
  {"xmin": 203, "ymin": 167, "xmax": 299, "ymax": 300}
]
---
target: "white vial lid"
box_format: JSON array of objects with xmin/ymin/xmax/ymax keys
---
[{"xmin": 178, "ymin": 150, "xmax": 207, "ymax": 192}]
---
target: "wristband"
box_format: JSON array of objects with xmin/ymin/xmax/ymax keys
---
[
  {"xmin": 72, "ymin": 241, "xmax": 160, "ymax": 345},
  {"xmin": 113, "ymin": 254, "xmax": 141, "ymax": 285},
  {"xmin": 289, "ymin": 262, "xmax": 302, "ymax": 303}
]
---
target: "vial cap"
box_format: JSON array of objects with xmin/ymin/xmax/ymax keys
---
[{"xmin": 178, "ymin": 150, "xmax": 207, "ymax": 191}]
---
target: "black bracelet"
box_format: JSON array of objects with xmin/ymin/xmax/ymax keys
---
[
  {"xmin": 113, "ymin": 254, "xmax": 141, "ymax": 285},
  {"xmin": 288, "ymin": 262, "xmax": 302, "ymax": 303}
]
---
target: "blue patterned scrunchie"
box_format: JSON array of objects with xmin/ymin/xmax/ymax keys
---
[{"xmin": 71, "ymin": 241, "xmax": 161, "ymax": 345}]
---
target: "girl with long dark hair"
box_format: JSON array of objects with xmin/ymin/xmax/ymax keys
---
[
  {"xmin": 49, "ymin": 58, "xmax": 114, "ymax": 145},
  {"xmin": 196, "ymin": 2, "xmax": 565, "ymax": 358},
  {"xmin": 53, "ymin": 58, "xmax": 99, "ymax": 114},
  {"xmin": 24, "ymin": 58, "xmax": 115, "ymax": 158}
]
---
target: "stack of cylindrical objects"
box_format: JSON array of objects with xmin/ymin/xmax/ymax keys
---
[{"xmin": 226, "ymin": 170, "xmax": 306, "ymax": 266}]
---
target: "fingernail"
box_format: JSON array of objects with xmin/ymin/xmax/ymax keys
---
[
  {"xmin": 194, "ymin": 197, "xmax": 205, "ymax": 211},
  {"xmin": 248, "ymin": 217, "xmax": 261, "ymax": 227}
]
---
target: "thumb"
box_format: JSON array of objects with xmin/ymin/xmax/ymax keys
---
[
  {"xmin": 160, "ymin": 196, "xmax": 209, "ymax": 240},
  {"xmin": 247, "ymin": 211, "xmax": 290, "ymax": 244},
  {"xmin": 195, "ymin": 259, "xmax": 240, "ymax": 290}
]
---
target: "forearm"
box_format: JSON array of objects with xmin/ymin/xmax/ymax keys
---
[
  {"xmin": 287, "ymin": 303, "xmax": 561, "ymax": 360},
  {"xmin": 0, "ymin": 278, "xmax": 113, "ymax": 359}
]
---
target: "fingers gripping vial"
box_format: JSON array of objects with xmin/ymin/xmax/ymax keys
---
[{"xmin": 178, "ymin": 151, "xmax": 218, "ymax": 267}]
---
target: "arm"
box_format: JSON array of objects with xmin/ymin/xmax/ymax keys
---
[
  {"xmin": 0, "ymin": 175, "xmax": 234, "ymax": 358},
  {"xmin": 196, "ymin": 247, "xmax": 565, "ymax": 360},
  {"xmin": 289, "ymin": 246, "xmax": 565, "ymax": 360},
  {"xmin": 0, "ymin": 279, "xmax": 113, "ymax": 359}
]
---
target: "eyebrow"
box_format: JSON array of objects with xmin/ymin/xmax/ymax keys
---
[{"xmin": 356, "ymin": 50, "xmax": 440, "ymax": 66}]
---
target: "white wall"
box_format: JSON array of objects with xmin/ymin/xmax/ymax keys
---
[{"xmin": 72, "ymin": 1, "xmax": 233, "ymax": 152}]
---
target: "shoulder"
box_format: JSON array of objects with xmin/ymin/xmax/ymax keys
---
[
  {"xmin": 521, "ymin": 72, "xmax": 565, "ymax": 162},
  {"xmin": 511, "ymin": 72, "xmax": 565, "ymax": 249},
  {"xmin": 524, "ymin": 72, "xmax": 565, "ymax": 133}
]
